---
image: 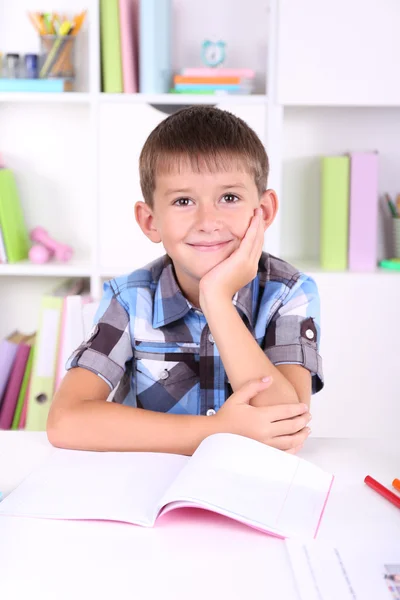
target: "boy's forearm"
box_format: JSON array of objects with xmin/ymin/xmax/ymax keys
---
[
  {"xmin": 47, "ymin": 400, "xmax": 219, "ymax": 455},
  {"xmin": 201, "ymin": 295, "xmax": 299, "ymax": 406}
]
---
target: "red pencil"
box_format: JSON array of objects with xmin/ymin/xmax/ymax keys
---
[{"xmin": 364, "ymin": 475, "xmax": 400, "ymax": 509}]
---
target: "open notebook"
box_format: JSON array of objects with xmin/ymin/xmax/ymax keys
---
[{"xmin": 0, "ymin": 433, "xmax": 334, "ymax": 539}]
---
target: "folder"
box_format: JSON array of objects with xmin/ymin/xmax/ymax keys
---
[
  {"xmin": 100, "ymin": 0, "xmax": 123, "ymax": 93},
  {"xmin": 25, "ymin": 279, "xmax": 85, "ymax": 431},
  {"xmin": 119, "ymin": 0, "xmax": 138, "ymax": 93},
  {"xmin": 348, "ymin": 152, "xmax": 379, "ymax": 271},
  {"xmin": 0, "ymin": 169, "xmax": 30, "ymax": 263},
  {"xmin": 320, "ymin": 156, "xmax": 350, "ymax": 270},
  {"xmin": 139, "ymin": 0, "xmax": 171, "ymax": 93},
  {"xmin": 0, "ymin": 336, "xmax": 33, "ymax": 429}
]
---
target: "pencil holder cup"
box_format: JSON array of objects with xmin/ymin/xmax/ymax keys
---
[
  {"xmin": 39, "ymin": 35, "xmax": 76, "ymax": 79},
  {"xmin": 393, "ymin": 218, "xmax": 400, "ymax": 258}
]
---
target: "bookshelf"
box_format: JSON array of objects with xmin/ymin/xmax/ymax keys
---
[{"xmin": 0, "ymin": 0, "xmax": 399, "ymax": 437}]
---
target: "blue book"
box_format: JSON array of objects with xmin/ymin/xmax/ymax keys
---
[
  {"xmin": 0, "ymin": 79, "xmax": 73, "ymax": 93},
  {"xmin": 139, "ymin": 0, "xmax": 171, "ymax": 93},
  {"xmin": 175, "ymin": 83, "xmax": 242, "ymax": 91}
]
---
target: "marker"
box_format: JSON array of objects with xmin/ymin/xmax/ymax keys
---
[
  {"xmin": 364, "ymin": 475, "xmax": 400, "ymax": 509},
  {"xmin": 392, "ymin": 478, "xmax": 400, "ymax": 493}
]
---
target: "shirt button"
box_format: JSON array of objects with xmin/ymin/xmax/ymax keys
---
[
  {"xmin": 159, "ymin": 369, "xmax": 169, "ymax": 380},
  {"xmin": 206, "ymin": 409, "xmax": 216, "ymax": 416},
  {"xmin": 305, "ymin": 329, "xmax": 314, "ymax": 340},
  {"xmin": 208, "ymin": 333, "xmax": 214, "ymax": 344}
]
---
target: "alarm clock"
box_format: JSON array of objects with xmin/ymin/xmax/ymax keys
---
[{"xmin": 201, "ymin": 40, "xmax": 226, "ymax": 67}]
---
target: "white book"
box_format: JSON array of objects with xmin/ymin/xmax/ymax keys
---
[
  {"xmin": 0, "ymin": 225, "xmax": 7, "ymax": 262},
  {"xmin": 0, "ymin": 433, "xmax": 334, "ymax": 539}
]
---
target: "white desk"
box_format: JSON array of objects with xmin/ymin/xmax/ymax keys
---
[{"xmin": 0, "ymin": 433, "xmax": 399, "ymax": 600}]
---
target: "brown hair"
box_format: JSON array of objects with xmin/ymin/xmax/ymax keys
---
[{"xmin": 139, "ymin": 105, "xmax": 269, "ymax": 208}]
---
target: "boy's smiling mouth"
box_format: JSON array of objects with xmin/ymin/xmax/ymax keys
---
[{"xmin": 186, "ymin": 240, "xmax": 234, "ymax": 252}]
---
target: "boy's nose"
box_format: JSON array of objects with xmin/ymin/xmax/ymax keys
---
[{"xmin": 195, "ymin": 205, "xmax": 222, "ymax": 232}]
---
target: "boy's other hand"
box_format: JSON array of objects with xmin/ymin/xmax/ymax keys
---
[
  {"xmin": 199, "ymin": 208, "xmax": 265, "ymax": 303},
  {"xmin": 215, "ymin": 377, "xmax": 311, "ymax": 453}
]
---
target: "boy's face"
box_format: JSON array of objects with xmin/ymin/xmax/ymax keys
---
[{"xmin": 136, "ymin": 166, "xmax": 277, "ymax": 299}]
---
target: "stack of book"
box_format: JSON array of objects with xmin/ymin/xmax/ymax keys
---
[
  {"xmin": 0, "ymin": 278, "xmax": 94, "ymax": 431},
  {"xmin": 320, "ymin": 151, "xmax": 379, "ymax": 271},
  {"xmin": 0, "ymin": 167, "xmax": 30, "ymax": 264},
  {"xmin": 170, "ymin": 68, "xmax": 255, "ymax": 96}
]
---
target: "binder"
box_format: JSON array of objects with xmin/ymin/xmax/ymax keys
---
[
  {"xmin": 320, "ymin": 156, "xmax": 350, "ymax": 270},
  {"xmin": 0, "ymin": 169, "xmax": 30, "ymax": 263},
  {"xmin": 139, "ymin": 0, "xmax": 171, "ymax": 93},
  {"xmin": 119, "ymin": 0, "xmax": 139, "ymax": 93},
  {"xmin": 100, "ymin": 0, "xmax": 123, "ymax": 93},
  {"xmin": 348, "ymin": 152, "xmax": 379, "ymax": 271},
  {"xmin": 25, "ymin": 279, "xmax": 85, "ymax": 431}
]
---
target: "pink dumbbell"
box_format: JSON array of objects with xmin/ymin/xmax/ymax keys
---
[{"xmin": 30, "ymin": 227, "xmax": 73, "ymax": 262}]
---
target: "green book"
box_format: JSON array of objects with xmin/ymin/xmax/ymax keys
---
[
  {"xmin": 320, "ymin": 156, "xmax": 350, "ymax": 270},
  {"xmin": 11, "ymin": 339, "xmax": 35, "ymax": 430},
  {"xmin": 0, "ymin": 169, "xmax": 30, "ymax": 263},
  {"xmin": 100, "ymin": 0, "xmax": 123, "ymax": 93}
]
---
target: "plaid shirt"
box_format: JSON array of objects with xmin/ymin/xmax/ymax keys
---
[{"xmin": 67, "ymin": 253, "xmax": 324, "ymax": 415}]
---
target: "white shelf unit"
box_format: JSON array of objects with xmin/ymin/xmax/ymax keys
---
[{"xmin": 1, "ymin": 0, "xmax": 399, "ymax": 437}]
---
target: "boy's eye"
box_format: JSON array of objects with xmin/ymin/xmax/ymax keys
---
[
  {"xmin": 220, "ymin": 193, "xmax": 239, "ymax": 203},
  {"xmin": 173, "ymin": 197, "xmax": 193, "ymax": 206}
]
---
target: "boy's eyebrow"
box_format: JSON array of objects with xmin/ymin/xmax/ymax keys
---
[{"xmin": 163, "ymin": 182, "xmax": 248, "ymax": 196}]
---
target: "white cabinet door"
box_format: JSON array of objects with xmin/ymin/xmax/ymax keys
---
[{"xmin": 277, "ymin": 0, "xmax": 400, "ymax": 106}]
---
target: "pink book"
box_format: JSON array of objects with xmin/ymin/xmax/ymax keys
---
[
  {"xmin": 0, "ymin": 433, "xmax": 334, "ymax": 540},
  {"xmin": 348, "ymin": 152, "xmax": 379, "ymax": 271},
  {"xmin": 119, "ymin": 0, "xmax": 138, "ymax": 93},
  {"xmin": 181, "ymin": 68, "xmax": 255, "ymax": 78},
  {"xmin": 0, "ymin": 342, "xmax": 30, "ymax": 429}
]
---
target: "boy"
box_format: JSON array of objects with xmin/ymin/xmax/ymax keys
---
[{"xmin": 47, "ymin": 106, "xmax": 323, "ymax": 455}]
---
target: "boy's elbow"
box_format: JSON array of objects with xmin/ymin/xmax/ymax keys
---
[{"xmin": 46, "ymin": 404, "xmax": 76, "ymax": 449}]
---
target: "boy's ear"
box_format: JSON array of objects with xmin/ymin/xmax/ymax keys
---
[
  {"xmin": 259, "ymin": 189, "xmax": 279, "ymax": 230},
  {"xmin": 135, "ymin": 201, "xmax": 162, "ymax": 243}
]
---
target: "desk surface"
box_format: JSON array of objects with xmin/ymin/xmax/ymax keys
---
[{"xmin": 1, "ymin": 433, "xmax": 399, "ymax": 600}]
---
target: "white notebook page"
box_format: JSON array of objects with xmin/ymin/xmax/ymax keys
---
[
  {"xmin": 0, "ymin": 448, "xmax": 188, "ymax": 526},
  {"xmin": 160, "ymin": 433, "xmax": 333, "ymax": 538}
]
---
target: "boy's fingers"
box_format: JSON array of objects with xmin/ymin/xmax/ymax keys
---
[
  {"xmin": 233, "ymin": 377, "xmax": 273, "ymax": 404},
  {"xmin": 266, "ymin": 403, "xmax": 309, "ymax": 422},
  {"xmin": 240, "ymin": 214, "xmax": 261, "ymax": 255},
  {"xmin": 268, "ymin": 429, "xmax": 310, "ymax": 451},
  {"xmin": 286, "ymin": 443, "xmax": 303, "ymax": 455},
  {"xmin": 272, "ymin": 414, "xmax": 311, "ymax": 437}
]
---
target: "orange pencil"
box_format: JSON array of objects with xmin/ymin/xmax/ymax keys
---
[{"xmin": 392, "ymin": 478, "xmax": 400, "ymax": 493}]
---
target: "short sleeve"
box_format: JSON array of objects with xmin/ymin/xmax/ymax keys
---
[
  {"xmin": 263, "ymin": 275, "xmax": 324, "ymax": 394},
  {"xmin": 66, "ymin": 280, "xmax": 133, "ymax": 390}
]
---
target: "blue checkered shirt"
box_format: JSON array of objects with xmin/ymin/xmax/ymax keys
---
[{"xmin": 66, "ymin": 253, "xmax": 324, "ymax": 415}]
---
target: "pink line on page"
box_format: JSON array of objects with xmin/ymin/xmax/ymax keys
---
[{"xmin": 314, "ymin": 475, "xmax": 335, "ymax": 539}]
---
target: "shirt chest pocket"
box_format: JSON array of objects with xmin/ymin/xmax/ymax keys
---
[{"xmin": 134, "ymin": 352, "xmax": 200, "ymax": 414}]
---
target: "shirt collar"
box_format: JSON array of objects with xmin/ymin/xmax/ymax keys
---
[
  {"xmin": 152, "ymin": 256, "xmax": 192, "ymax": 328},
  {"xmin": 152, "ymin": 255, "xmax": 257, "ymax": 329}
]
